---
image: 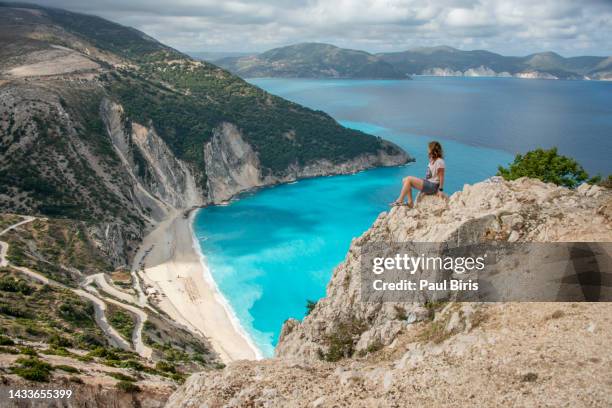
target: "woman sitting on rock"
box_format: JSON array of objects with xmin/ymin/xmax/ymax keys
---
[{"xmin": 391, "ymin": 141, "xmax": 446, "ymax": 208}]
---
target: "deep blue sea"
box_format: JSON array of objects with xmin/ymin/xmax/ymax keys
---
[{"xmin": 192, "ymin": 77, "xmax": 612, "ymax": 356}]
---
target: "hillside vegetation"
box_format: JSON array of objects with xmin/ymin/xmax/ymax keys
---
[{"xmin": 0, "ymin": 3, "xmax": 405, "ymax": 226}]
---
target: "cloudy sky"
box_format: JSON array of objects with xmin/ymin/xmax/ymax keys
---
[{"xmin": 33, "ymin": 0, "xmax": 612, "ymax": 56}]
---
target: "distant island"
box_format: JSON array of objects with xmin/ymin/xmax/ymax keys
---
[
  {"xmin": 203, "ymin": 42, "xmax": 612, "ymax": 80},
  {"xmin": 209, "ymin": 43, "xmax": 407, "ymax": 79}
]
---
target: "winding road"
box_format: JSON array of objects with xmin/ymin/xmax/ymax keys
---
[
  {"xmin": 0, "ymin": 216, "xmax": 36, "ymax": 267},
  {"xmin": 0, "ymin": 216, "xmax": 152, "ymax": 358},
  {"xmin": 84, "ymin": 274, "xmax": 152, "ymax": 358}
]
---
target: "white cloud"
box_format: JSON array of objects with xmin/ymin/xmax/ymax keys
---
[
  {"xmin": 32, "ymin": 0, "xmax": 612, "ymax": 56},
  {"xmin": 445, "ymin": 7, "xmax": 493, "ymax": 28}
]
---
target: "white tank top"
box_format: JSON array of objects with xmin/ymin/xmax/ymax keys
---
[{"xmin": 426, "ymin": 158, "xmax": 445, "ymax": 184}]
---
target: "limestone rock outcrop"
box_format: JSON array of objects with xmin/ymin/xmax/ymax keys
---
[
  {"xmin": 101, "ymin": 98, "xmax": 204, "ymax": 220},
  {"xmin": 204, "ymin": 122, "xmax": 411, "ymax": 203},
  {"xmin": 276, "ymin": 177, "xmax": 611, "ymax": 360}
]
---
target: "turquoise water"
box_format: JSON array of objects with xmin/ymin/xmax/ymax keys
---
[{"xmin": 193, "ymin": 77, "xmax": 611, "ymax": 356}]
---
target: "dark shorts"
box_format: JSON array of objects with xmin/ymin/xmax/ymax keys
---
[{"xmin": 422, "ymin": 179, "xmax": 439, "ymax": 195}]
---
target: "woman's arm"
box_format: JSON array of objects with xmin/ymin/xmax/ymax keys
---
[{"xmin": 437, "ymin": 167, "xmax": 445, "ymax": 191}]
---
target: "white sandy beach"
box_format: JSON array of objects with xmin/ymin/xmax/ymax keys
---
[{"xmin": 136, "ymin": 210, "xmax": 261, "ymax": 363}]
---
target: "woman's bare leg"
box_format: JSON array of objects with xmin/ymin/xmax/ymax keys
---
[{"xmin": 394, "ymin": 176, "xmax": 424, "ymax": 206}]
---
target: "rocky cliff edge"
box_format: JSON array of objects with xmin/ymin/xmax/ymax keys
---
[
  {"xmin": 275, "ymin": 177, "xmax": 611, "ymax": 360},
  {"xmin": 168, "ymin": 177, "xmax": 612, "ymax": 407}
]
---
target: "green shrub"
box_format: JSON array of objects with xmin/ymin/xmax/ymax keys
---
[
  {"xmin": 116, "ymin": 380, "xmax": 140, "ymax": 393},
  {"xmin": 107, "ymin": 308, "xmax": 135, "ymax": 340},
  {"xmin": 88, "ymin": 346, "xmax": 118, "ymax": 359},
  {"xmin": 161, "ymin": 346, "xmax": 190, "ymax": 362},
  {"xmin": 0, "ymin": 303, "xmax": 30, "ymax": 318},
  {"xmin": 42, "ymin": 347, "xmax": 72, "ymax": 357},
  {"xmin": 49, "ymin": 334, "xmax": 72, "ymax": 348},
  {"xmin": 58, "ymin": 300, "xmax": 95, "ymax": 327},
  {"xmin": 120, "ymin": 359, "xmax": 144, "ymax": 370},
  {"xmin": 25, "ymin": 325, "xmax": 44, "ymax": 336},
  {"xmin": 68, "ymin": 375, "xmax": 83, "ymax": 384},
  {"xmin": 305, "ymin": 299, "xmax": 317, "ymax": 317},
  {"xmin": 12, "ymin": 358, "xmax": 54, "ymax": 382},
  {"xmin": 393, "ymin": 305, "xmax": 407, "ymax": 320},
  {"xmin": 365, "ymin": 339, "xmax": 384, "ymax": 354},
  {"xmin": 497, "ymin": 148, "xmax": 590, "ymax": 188},
  {"xmin": 102, "ymin": 359, "xmax": 121, "ymax": 367},
  {"xmin": 76, "ymin": 331, "xmax": 105, "ymax": 348},
  {"xmin": 0, "ymin": 277, "xmax": 34, "ymax": 295},
  {"xmin": 75, "ymin": 354, "xmax": 94, "ymax": 363},
  {"xmin": 155, "ymin": 360, "xmax": 176, "ymax": 373},
  {"xmin": 593, "ymin": 175, "xmax": 612, "ymax": 189},
  {"xmin": 107, "ymin": 372, "xmax": 137, "ymax": 382},
  {"xmin": 192, "ymin": 353, "xmax": 205, "ymax": 364},
  {"xmin": 170, "ymin": 373, "xmax": 186, "ymax": 383},
  {"xmin": 320, "ymin": 319, "xmax": 366, "ymax": 362},
  {"xmin": 54, "ymin": 364, "xmax": 79, "ymax": 373},
  {"xmin": 20, "ymin": 346, "xmax": 38, "ymax": 356},
  {"xmin": 0, "ymin": 335, "xmax": 15, "ymax": 346}
]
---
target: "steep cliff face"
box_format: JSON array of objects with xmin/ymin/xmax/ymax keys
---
[
  {"xmin": 203, "ymin": 123, "xmax": 264, "ymax": 203},
  {"xmin": 204, "ymin": 122, "xmax": 410, "ymax": 203},
  {"xmin": 100, "ymin": 98, "xmax": 204, "ymax": 219},
  {"xmin": 168, "ymin": 178, "xmax": 612, "ymax": 407},
  {"xmin": 129, "ymin": 121, "xmax": 202, "ymax": 211},
  {"xmin": 276, "ymin": 177, "xmax": 612, "ymax": 359}
]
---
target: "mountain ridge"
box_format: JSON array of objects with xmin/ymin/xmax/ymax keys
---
[
  {"xmin": 213, "ymin": 42, "xmax": 612, "ymax": 80},
  {"xmin": 214, "ymin": 42, "xmax": 407, "ymax": 79}
]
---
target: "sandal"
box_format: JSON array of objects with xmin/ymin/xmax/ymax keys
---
[{"xmin": 390, "ymin": 201, "xmax": 413, "ymax": 208}]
